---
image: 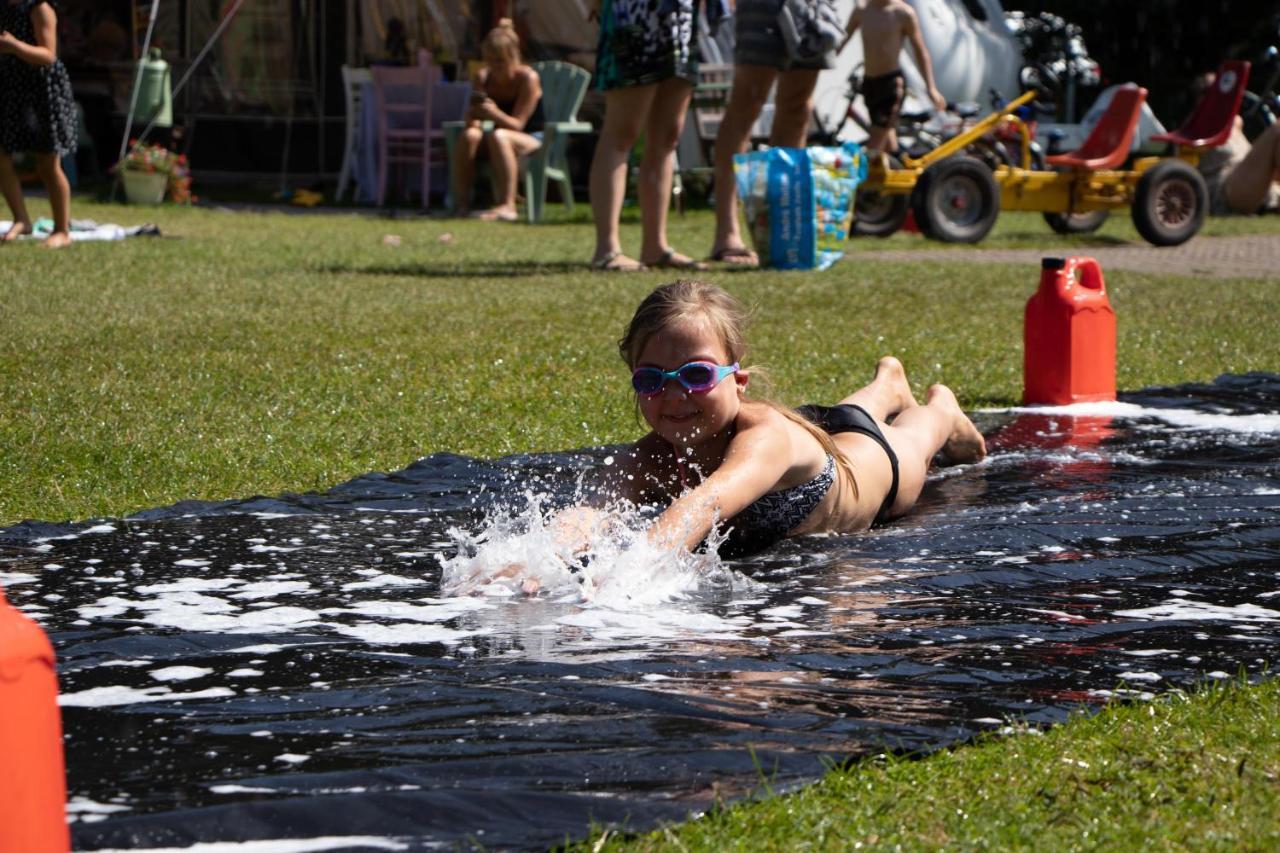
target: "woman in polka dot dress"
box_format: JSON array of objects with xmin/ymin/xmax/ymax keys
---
[{"xmin": 1, "ymin": 0, "xmax": 77, "ymax": 248}]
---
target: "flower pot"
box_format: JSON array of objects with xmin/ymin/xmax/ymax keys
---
[{"xmin": 122, "ymin": 170, "xmax": 168, "ymax": 205}]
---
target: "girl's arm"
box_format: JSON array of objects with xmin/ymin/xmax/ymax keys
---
[
  {"xmin": 476, "ymin": 67, "xmax": 542, "ymax": 132},
  {"xmin": 646, "ymin": 416, "xmax": 795, "ymax": 553},
  {"xmin": 0, "ymin": 4, "xmax": 58, "ymax": 67}
]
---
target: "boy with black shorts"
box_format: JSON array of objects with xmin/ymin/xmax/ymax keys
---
[{"xmin": 843, "ymin": 0, "xmax": 946, "ymax": 153}]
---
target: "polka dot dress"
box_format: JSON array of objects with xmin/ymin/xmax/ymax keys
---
[{"xmin": 0, "ymin": 0, "xmax": 77, "ymax": 156}]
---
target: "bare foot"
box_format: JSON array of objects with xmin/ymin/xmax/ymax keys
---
[
  {"xmin": 2, "ymin": 220, "xmax": 32, "ymax": 242},
  {"xmin": 42, "ymin": 231, "xmax": 72, "ymax": 249},
  {"xmin": 472, "ymin": 206, "xmax": 518, "ymax": 222},
  {"xmin": 873, "ymin": 356, "xmax": 918, "ymax": 418},
  {"xmin": 926, "ymin": 383, "xmax": 987, "ymax": 463}
]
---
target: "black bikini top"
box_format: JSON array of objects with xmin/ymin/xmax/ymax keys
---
[{"xmin": 718, "ymin": 455, "xmax": 835, "ymax": 559}]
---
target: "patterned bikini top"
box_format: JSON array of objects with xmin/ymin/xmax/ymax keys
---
[{"xmin": 718, "ymin": 455, "xmax": 835, "ymax": 559}]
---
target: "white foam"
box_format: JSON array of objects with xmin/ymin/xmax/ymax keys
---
[
  {"xmin": 340, "ymin": 574, "xmax": 427, "ymax": 591},
  {"xmin": 998, "ymin": 402, "xmax": 1280, "ymax": 434},
  {"xmin": 59, "ymin": 685, "xmax": 235, "ymax": 707},
  {"xmin": 231, "ymin": 581, "xmax": 313, "ymax": 600},
  {"xmin": 1115, "ymin": 600, "xmax": 1280, "ymax": 623},
  {"xmin": 149, "ymin": 666, "xmax": 214, "ymax": 682}
]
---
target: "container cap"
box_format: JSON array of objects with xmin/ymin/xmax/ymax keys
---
[{"xmin": 1041, "ymin": 257, "xmax": 1066, "ymax": 270}]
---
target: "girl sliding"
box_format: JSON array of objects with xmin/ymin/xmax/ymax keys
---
[
  {"xmin": 447, "ymin": 280, "xmax": 986, "ymax": 595},
  {"xmin": 0, "ymin": 0, "xmax": 77, "ymax": 248}
]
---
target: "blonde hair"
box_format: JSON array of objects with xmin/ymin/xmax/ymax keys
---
[
  {"xmin": 619, "ymin": 280, "xmax": 858, "ymax": 501},
  {"xmin": 481, "ymin": 18, "xmax": 521, "ymax": 63}
]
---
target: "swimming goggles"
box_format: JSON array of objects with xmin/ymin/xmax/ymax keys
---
[{"xmin": 631, "ymin": 361, "xmax": 739, "ymax": 396}]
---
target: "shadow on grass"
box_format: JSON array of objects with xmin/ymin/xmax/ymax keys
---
[
  {"xmin": 314, "ymin": 259, "xmax": 591, "ymax": 278},
  {"xmin": 314, "ymin": 257, "xmax": 769, "ymax": 278}
]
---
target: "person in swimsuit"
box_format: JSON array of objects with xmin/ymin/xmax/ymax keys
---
[
  {"xmin": 478, "ymin": 280, "xmax": 986, "ymax": 595},
  {"xmin": 450, "ymin": 19, "xmax": 542, "ymax": 221},
  {"xmin": 843, "ymin": 0, "xmax": 945, "ymax": 153}
]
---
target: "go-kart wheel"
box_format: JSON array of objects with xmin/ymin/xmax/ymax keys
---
[
  {"xmin": 1043, "ymin": 210, "xmax": 1110, "ymax": 234},
  {"xmin": 910, "ymin": 156, "xmax": 999, "ymax": 243},
  {"xmin": 1131, "ymin": 159, "xmax": 1207, "ymax": 247},
  {"xmin": 853, "ymin": 154, "xmax": 909, "ymax": 238}
]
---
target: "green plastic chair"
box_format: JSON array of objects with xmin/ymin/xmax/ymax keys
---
[{"xmin": 445, "ymin": 60, "xmax": 593, "ymax": 222}]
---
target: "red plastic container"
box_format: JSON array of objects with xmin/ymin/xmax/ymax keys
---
[
  {"xmin": 0, "ymin": 586, "xmax": 70, "ymax": 853},
  {"xmin": 1023, "ymin": 256, "xmax": 1116, "ymax": 405}
]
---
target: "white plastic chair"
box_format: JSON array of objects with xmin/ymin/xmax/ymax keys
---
[{"xmin": 337, "ymin": 65, "xmax": 372, "ymax": 202}]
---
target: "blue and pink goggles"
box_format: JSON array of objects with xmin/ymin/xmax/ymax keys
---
[{"xmin": 631, "ymin": 361, "xmax": 739, "ymax": 397}]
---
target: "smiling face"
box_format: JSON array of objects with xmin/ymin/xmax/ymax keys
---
[{"xmin": 633, "ymin": 318, "xmax": 747, "ymax": 451}]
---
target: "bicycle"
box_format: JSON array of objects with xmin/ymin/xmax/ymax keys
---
[{"xmin": 1240, "ymin": 40, "xmax": 1279, "ymax": 140}]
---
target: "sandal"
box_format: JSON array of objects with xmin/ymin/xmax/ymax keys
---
[
  {"xmin": 708, "ymin": 245, "xmax": 759, "ymax": 266},
  {"xmin": 590, "ymin": 250, "xmax": 647, "ymax": 272},
  {"xmin": 642, "ymin": 248, "xmax": 708, "ymax": 271}
]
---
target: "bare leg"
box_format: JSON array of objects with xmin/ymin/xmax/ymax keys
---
[
  {"xmin": 0, "ymin": 152, "xmax": 33, "ymax": 242},
  {"xmin": 451, "ymin": 125, "xmax": 484, "ymax": 216},
  {"xmin": 34, "ymin": 153, "xmax": 71, "ymax": 249},
  {"xmin": 838, "ymin": 355, "xmax": 918, "ymax": 422},
  {"xmin": 588, "ymin": 85, "xmax": 655, "ymax": 269},
  {"xmin": 638, "ymin": 77, "xmax": 695, "ymax": 265},
  {"xmin": 866, "ymin": 126, "xmax": 891, "ymax": 153},
  {"xmin": 709, "ymin": 64, "xmax": 777, "ymax": 263},
  {"xmin": 768, "ymin": 68, "xmax": 820, "ymax": 148},
  {"xmin": 478, "ymin": 128, "xmax": 541, "ymax": 219},
  {"xmin": 1225, "ymin": 123, "xmax": 1280, "ymax": 214},
  {"xmin": 833, "ymin": 360, "xmax": 985, "ymax": 523}
]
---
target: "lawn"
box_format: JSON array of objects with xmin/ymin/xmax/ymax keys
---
[{"xmin": 2, "ymin": 194, "xmax": 1278, "ymax": 846}]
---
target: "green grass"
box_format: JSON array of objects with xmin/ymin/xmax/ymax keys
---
[
  {"xmin": 2, "ymin": 199, "xmax": 1276, "ymax": 525},
  {"xmin": 2, "ymin": 195, "xmax": 1278, "ymax": 847},
  {"xmin": 581, "ymin": 677, "xmax": 1280, "ymax": 851}
]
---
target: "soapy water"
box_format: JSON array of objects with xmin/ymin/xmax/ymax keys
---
[{"xmin": 1, "ymin": 372, "xmax": 1277, "ymax": 851}]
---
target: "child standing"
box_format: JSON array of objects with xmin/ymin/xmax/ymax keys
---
[
  {"xmin": 0, "ymin": 0, "xmax": 77, "ymax": 248},
  {"xmin": 843, "ymin": 0, "xmax": 946, "ymax": 153}
]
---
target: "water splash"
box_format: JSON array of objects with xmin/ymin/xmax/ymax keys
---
[{"xmin": 437, "ymin": 490, "xmax": 750, "ymax": 608}]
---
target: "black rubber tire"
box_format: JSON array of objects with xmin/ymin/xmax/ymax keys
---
[
  {"xmin": 853, "ymin": 154, "xmax": 909, "ymax": 238},
  {"xmin": 1043, "ymin": 210, "xmax": 1110, "ymax": 234},
  {"xmin": 910, "ymin": 155, "xmax": 1000, "ymax": 243},
  {"xmin": 1131, "ymin": 159, "xmax": 1208, "ymax": 247}
]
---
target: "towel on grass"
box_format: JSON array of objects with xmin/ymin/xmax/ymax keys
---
[{"xmin": 2, "ymin": 218, "xmax": 161, "ymax": 241}]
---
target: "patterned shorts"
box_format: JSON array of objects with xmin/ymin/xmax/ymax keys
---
[{"xmin": 595, "ymin": 0, "xmax": 698, "ymax": 91}]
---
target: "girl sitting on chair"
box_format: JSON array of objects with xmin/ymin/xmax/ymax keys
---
[{"xmin": 451, "ymin": 19, "xmax": 543, "ymax": 221}]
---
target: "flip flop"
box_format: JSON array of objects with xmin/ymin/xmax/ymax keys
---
[
  {"xmin": 642, "ymin": 248, "xmax": 708, "ymax": 271},
  {"xmin": 708, "ymin": 245, "xmax": 759, "ymax": 266},
  {"xmin": 590, "ymin": 250, "xmax": 646, "ymax": 272}
]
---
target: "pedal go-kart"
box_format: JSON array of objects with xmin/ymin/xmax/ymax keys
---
[{"xmin": 855, "ymin": 60, "xmax": 1251, "ymax": 246}]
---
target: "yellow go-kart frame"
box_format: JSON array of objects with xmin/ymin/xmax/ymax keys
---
[{"xmin": 857, "ymin": 90, "xmax": 1210, "ymax": 246}]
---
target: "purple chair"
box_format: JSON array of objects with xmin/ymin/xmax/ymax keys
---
[{"xmin": 371, "ymin": 61, "xmax": 445, "ymax": 207}]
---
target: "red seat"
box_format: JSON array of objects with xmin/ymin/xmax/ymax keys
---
[
  {"xmin": 1150, "ymin": 59, "xmax": 1251, "ymax": 149},
  {"xmin": 1045, "ymin": 85, "xmax": 1148, "ymax": 170}
]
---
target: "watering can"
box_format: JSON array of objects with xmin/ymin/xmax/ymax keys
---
[{"xmin": 135, "ymin": 47, "xmax": 173, "ymax": 128}]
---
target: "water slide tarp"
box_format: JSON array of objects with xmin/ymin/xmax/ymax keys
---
[{"xmin": 1, "ymin": 373, "xmax": 1277, "ymax": 849}]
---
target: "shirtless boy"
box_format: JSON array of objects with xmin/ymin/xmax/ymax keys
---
[{"xmin": 843, "ymin": 0, "xmax": 946, "ymax": 153}]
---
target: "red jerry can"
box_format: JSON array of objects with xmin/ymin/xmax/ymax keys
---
[
  {"xmin": 1023, "ymin": 256, "xmax": 1116, "ymax": 405},
  {"xmin": 0, "ymin": 586, "xmax": 71, "ymax": 853}
]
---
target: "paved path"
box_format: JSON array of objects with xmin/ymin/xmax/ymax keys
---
[{"xmin": 854, "ymin": 233, "xmax": 1280, "ymax": 280}]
